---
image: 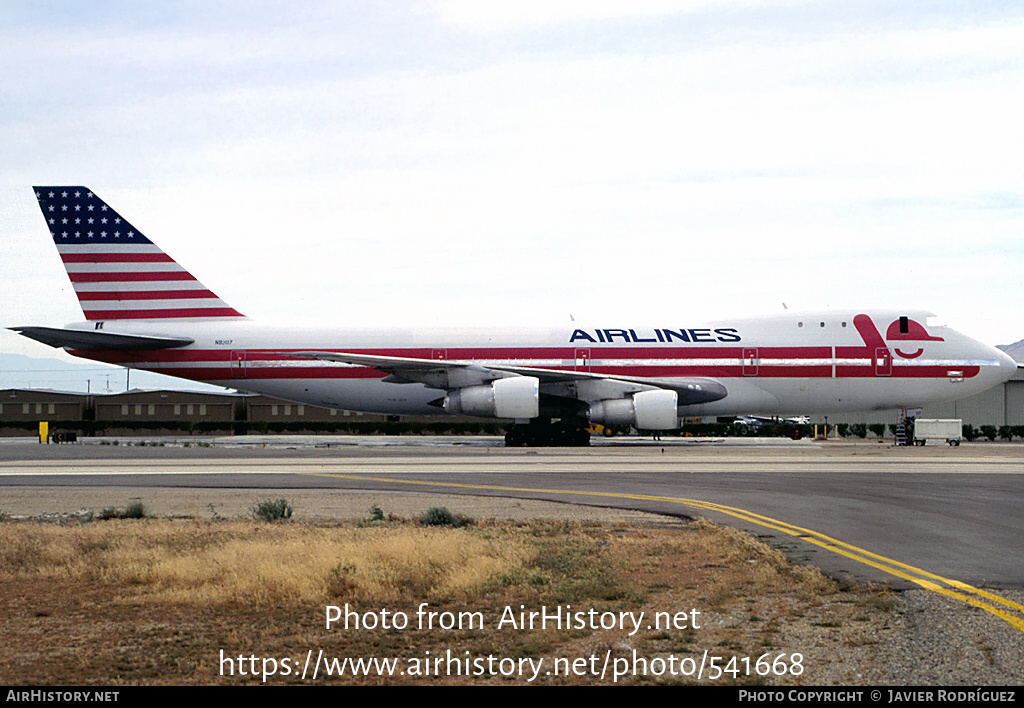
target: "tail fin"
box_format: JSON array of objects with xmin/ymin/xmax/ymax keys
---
[{"xmin": 33, "ymin": 186, "xmax": 245, "ymax": 321}]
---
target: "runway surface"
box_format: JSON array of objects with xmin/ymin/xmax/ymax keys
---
[{"xmin": 2, "ymin": 436, "xmax": 1023, "ymax": 629}]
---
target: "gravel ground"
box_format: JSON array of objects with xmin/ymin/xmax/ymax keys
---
[
  {"xmin": 868, "ymin": 589, "xmax": 1024, "ymax": 685},
  {"xmin": 2, "ymin": 487, "xmax": 1022, "ymax": 686},
  {"xmin": 0, "ymin": 487, "xmax": 661, "ymax": 524}
]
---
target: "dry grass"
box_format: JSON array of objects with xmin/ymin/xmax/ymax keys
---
[
  {"xmin": 0, "ymin": 520, "xmax": 533, "ymax": 605},
  {"xmin": 0, "ymin": 516, "xmax": 897, "ymax": 685}
]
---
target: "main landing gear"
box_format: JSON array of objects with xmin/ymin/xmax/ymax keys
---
[{"xmin": 504, "ymin": 418, "xmax": 591, "ymax": 447}]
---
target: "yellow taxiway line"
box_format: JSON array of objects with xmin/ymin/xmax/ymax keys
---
[{"xmin": 306, "ymin": 472, "xmax": 1024, "ymax": 633}]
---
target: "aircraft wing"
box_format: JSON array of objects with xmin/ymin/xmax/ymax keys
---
[
  {"xmin": 10, "ymin": 326, "xmax": 195, "ymax": 350},
  {"xmin": 287, "ymin": 350, "xmax": 727, "ymax": 405}
]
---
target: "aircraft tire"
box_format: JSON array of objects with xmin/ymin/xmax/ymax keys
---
[
  {"xmin": 572, "ymin": 427, "xmax": 591, "ymax": 446},
  {"xmin": 504, "ymin": 428, "xmax": 528, "ymax": 447},
  {"xmin": 504, "ymin": 422, "xmax": 591, "ymax": 448}
]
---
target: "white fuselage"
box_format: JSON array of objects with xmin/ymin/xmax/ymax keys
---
[{"xmin": 62, "ymin": 309, "xmax": 1017, "ymax": 419}]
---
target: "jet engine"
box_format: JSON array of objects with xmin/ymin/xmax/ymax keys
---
[
  {"xmin": 442, "ymin": 376, "xmax": 540, "ymax": 419},
  {"xmin": 588, "ymin": 389, "xmax": 678, "ymax": 430}
]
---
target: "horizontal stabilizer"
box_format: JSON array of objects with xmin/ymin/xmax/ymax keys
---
[{"xmin": 10, "ymin": 326, "xmax": 194, "ymax": 350}]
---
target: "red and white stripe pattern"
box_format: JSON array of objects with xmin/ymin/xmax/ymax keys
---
[
  {"xmin": 94, "ymin": 344, "xmax": 985, "ymax": 383},
  {"xmin": 35, "ymin": 186, "xmax": 245, "ymax": 321}
]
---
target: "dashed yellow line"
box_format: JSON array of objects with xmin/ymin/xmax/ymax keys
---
[{"xmin": 304, "ymin": 472, "xmax": 1024, "ymax": 633}]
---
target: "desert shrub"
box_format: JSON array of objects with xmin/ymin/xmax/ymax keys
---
[
  {"xmin": 251, "ymin": 498, "xmax": 293, "ymax": 522},
  {"xmin": 421, "ymin": 507, "xmax": 463, "ymax": 527}
]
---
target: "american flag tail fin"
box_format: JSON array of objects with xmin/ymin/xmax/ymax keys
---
[{"xmin": 33, "ymin": 187, "xmax": 245, "ymax": 321}]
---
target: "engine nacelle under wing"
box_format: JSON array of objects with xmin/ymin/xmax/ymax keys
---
[
  {"xmin": 589, "ymin": 389, "xmax": 679, "ymax": 430},
  {"xmin": 442, "ymin": 376, "xmax": 540, "ymax": 419}
]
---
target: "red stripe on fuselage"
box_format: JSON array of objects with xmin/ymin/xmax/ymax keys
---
[
  {"xmin": 83, "ymin": 346, "xmax": 832, "ymax": 364},
  {"xmin": 124, "ymin": 367, "xmax": 391, "ymax": 381},
  {"xmin": 67, "ymin": 345, "xmax": 978, "ymax": 382},
  {"xmin": 63, "ymin": 363, "xmax": 979, "ymax": 383}
]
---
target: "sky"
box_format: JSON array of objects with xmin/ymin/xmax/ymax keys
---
[{"xmin": 2, "ymin": 1, "xmax": 1023, "ymax": 390}]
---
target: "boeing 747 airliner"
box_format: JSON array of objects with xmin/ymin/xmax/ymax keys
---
[{"xmin": 13, "ymin": 187, "xmax": 1017, "ymax": 445}]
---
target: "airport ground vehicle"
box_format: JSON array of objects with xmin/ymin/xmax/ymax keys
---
[{"xmin": 913, "ymin": 418, "xmax": 963, "ymax": 446}]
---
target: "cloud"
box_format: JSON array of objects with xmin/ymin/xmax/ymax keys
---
[
  {"xmin": 1, "ymin": 2, "xmax": 1022, "ymax": 346},
  {"xmin": 432, "ymin": 0, "xmax": 792, "ymax": 31}
]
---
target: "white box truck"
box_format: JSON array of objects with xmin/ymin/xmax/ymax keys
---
[{"xmin": 913, "ymin": 419, "xmax": 962, "ymax": 446}]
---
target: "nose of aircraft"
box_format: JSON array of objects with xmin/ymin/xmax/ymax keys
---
[{"xmin": 997, "ymin": 349, "xmax": 1019, "ymax": 382}]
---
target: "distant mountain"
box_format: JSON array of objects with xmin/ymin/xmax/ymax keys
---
[
  {"xmin": 997, "ymin": 339, "xmax": 1024, "ymax": 364},
  {"xmin": 0, "ymin": 352, "xmax": 230, "ymax": 394}
]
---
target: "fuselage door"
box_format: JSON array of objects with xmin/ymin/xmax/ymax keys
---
[
  {"xmin": 231, "ymin": 350, "xmax": 246, "ymax": 379},
  {"xmin": 742, "ymin": 348, "xmax": 758, "ymax": 377},
  {"xmin": 574, "ymin": 348, "xmax": 591, "ymax": 372},
  {"xmin": 874, "ymin": 347, "xmax": 892, "ymax": 377}
]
